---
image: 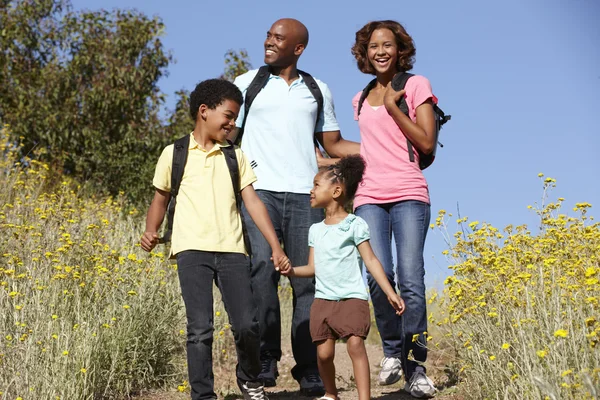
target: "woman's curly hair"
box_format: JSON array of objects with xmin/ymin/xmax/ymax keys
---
[
  {"xmin": 351, "ymin": 20, "xmax": 416, "ymax": 75},
  {"xmin": 322, "ymin": 155, "xmax": 366, "ymax": 201}
]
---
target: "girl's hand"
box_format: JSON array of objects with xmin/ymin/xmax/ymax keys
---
[
  {"xmin": 383, "ymin": 82, "xmax": 406, "ymax": 111},
  {"xmin": 279, "ymin": 264, "xmax": 294, "ymax": 276},
  {"xmin": 387, "ymin": 293, "xmax": 405, "ymax": 316}
]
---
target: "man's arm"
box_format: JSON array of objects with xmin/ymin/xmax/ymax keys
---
[{"xmin": 316, "ymin": 131, "xmax": 361, "ymax": 158}]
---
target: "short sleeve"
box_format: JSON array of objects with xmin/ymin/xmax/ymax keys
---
[
  {"xmin": 152, "ymin": 145, "xmax": 174, "ymax": 192},
  {"xmin": 406, "ymin": 75, "xmax": 436, "ymax": 112},
  {"xmin": 233, "ymin": 70, "xmax": 256, "ymax": 128},
  {"xmin": 315, "ymin": 81, "xmax": 340, "ymax": 132},
  {"xmin": 236, "ymin": 147, "xmax": 257, "ymax": 190},
  {"xmin": 353, "ymin": 216, "xmax": 370, "ymax": 245},
  {"xmin": 351, "ymin": 91, "xmax": 362, "ymax": 121},
  {"xmin": 308, "ymin": 224, "xmax": 316, "ymax": 247}
]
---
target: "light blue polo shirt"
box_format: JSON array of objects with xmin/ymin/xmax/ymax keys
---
[
  {"xmin": 233, "ymin": 68, "xmax": 340, "ymax": 194},
  {"xmin": 309, "ymin": 214, "xmax": 370, "ymax": 301}
]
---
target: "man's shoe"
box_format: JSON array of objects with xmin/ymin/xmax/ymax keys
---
[
  {"xmin": 258, "ymin": 357, "xmax": 278, "ymax": 387},
  {"xmin": 299, "ymin": 373, "xmax": 325, "ymax": 396},
  {"xmin": 404, "ymin": 366, "xmax": 437, "ymax": 398},
  {"xmin": 378, "ymin": 356, "xmax": 402, "ymax": 385},
  {"xmin": 240, "ymin": 380, "xmax": 269, "ymax": 400}
]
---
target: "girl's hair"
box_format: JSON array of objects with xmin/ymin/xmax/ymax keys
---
[
  {"xmin": 323, "ymin": 155, "xmax": 366, "ymax": 201},
  {"xmin": 351, "ymin": 20, "xmax": 416, "ymax": 75}
]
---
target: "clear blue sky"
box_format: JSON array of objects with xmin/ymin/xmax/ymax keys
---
[{"xmin": 74, "ymin": 0, "xmax": 600, "ymax": 288}]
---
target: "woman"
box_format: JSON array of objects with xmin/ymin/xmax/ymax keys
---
[{"xmin": 350, "ymin": 20, "xmax": 438, "ymax": 398}]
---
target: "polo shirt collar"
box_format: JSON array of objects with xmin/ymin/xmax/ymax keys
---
[{"xmin": 188, "ymin": 132, "xmax": 231, "ymax": 152}]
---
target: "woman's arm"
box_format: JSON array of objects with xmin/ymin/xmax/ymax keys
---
[{"xmin": 383, "ymin": 83, "xmax": 437, "ymax": 155}]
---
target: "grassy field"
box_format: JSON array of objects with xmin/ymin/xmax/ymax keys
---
[{"xmin": 1, "ymin": 127, "xmax": 598, "ymax": 399}]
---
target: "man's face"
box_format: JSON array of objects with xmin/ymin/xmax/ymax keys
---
[{"xmin": 264, "ymin": 22, "xmax": 301, "ymax": 67}]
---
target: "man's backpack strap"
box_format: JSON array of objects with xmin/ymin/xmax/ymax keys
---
[
  {"xmin": 235, "ymin": 66, "xmax": 271, "ymax": 146},
  {"xmin": 297, "ymin": 70, "xmax": 324, "ymax": 136},
  {"xmin": 221, "ymin": 141, "xmax": 252, "ymax": 257},
  {"xmin": 158, "ymin": 134, "xmax": 190, "ymax": 244}
]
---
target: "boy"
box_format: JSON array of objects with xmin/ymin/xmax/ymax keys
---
[{"xmin": 141, "ymin": 79, "xmax": 289, "ymax": 400}]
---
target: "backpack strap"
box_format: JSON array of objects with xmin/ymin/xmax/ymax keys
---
[
  {"xmin": 356, "ymin": 78, "xmax": 377, "ymax": 117},
  {"xmin": 391, "ymin": 72, "xmax": 417, "ymax": 163},
  {"xmin": 221, "ymin": 141, "xmax": 252, "ymax": 256},
  {"xmin": 297, "ymin": 70, "xmax": 324, "ymax": 136},
  {"xmin": 235, "ymin": 65, "xmax": 271, "ymax": 146},
  {"xmin": 158, "ymin": 133, "xmax": 190, "ymax": 244}
]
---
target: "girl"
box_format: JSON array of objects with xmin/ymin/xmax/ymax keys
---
[
  {"xmin": 350, "ymin": 20, "xmax": 438, "ymax": 398},
  {"xmin": 279, "ymin": 155, "xmax": 404, "ymax": 400}
]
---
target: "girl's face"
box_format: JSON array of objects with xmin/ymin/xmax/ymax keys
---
[
  {"xmin": 367, "ymin": 28, "xmax": 399, "ymax": 75},
  {"xmin": 310, "ymin": 172, "xmax": 339, "ymax": 208}
]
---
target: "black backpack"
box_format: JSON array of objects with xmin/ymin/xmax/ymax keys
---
[
  {"xmin": 234, "ymin": 65, "xmax": 324, "ymax": 147},
  {"xmin": 357, "ymin": 72, "xmax": 451, "ymax": 170},
  {"xmin": 158, "ymin": 134, "xmax": 252, "ymax": 256}
]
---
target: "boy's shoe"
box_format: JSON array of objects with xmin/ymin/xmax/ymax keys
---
[
  {"xmin": 240, "ymin": 380, "xmax": 269, "ymax": 400},
  {"xmin": 258, "ymin": 357, "xmax": 278, "ymax": 387},
  {"xmin": 299, "ymin": 373, "xmax": 325, "ymax": 396},
  {"xmin": 378, "ymin": 356, "xmax": 402, "ymax": 385},
  {"xmin": 404, "ymin": 366, "xmax": 437, "ymax": 398}
]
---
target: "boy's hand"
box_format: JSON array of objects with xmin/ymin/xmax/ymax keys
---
[
  {"xmin": 271, "ymin": 249, "xmax": 290, "ymax": 272},
  {"xmin": 141, "ymin": 231, "xmax": 159, "ymax": 252},
  {"xmin": 388, "ymin": 294, "xmax": 405, "ymax": 316}
]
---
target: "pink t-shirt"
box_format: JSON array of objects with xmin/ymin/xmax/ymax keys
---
[{"xmin": 353, "ymin": 75, "xmax": 435, "ymax": 209}]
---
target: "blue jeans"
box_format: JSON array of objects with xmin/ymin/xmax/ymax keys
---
[
  {"xmin": 176, "ymin": 250, "xmax": 261, "ymax": 400},
  {"xmin": 355, "ymin": 200, "xmax": 431, "ymax": 380},
  {"xmin": 242, "ymin": 190, "xmax": 323, "ymax": 380}
]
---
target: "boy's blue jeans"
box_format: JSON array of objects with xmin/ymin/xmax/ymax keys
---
[
  {"xmin": 355, "ymin": 200, "xmax": 431, "ymax": 380},
  {"xmin": 176, "ymin": 250, "xmax": 261, "ymax": 400},
  {"xmin": 242, "ymin": 190, "xmax": 323, "ymax": 381}
]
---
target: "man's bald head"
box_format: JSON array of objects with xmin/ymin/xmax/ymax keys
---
[
  {"xmin": 264, "ymin": 18, "xmax": 310, "ymax": 68},
  {"xmin": 271, "ymin": 18, "xmax": 309, "ymax": 47}
]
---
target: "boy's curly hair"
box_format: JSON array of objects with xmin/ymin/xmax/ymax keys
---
[
  {"xmin": 323, "ymin": 155, "xmax": 366, "ymax": 201},
  {"xmin": 189, "ymin": 79, "xmax": 243, "ymax": 121},
  {"xmin": 351, "ymin": 20, "xmax": 416, "ymax": 75}
]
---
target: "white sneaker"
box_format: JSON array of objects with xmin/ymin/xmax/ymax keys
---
[
  {"xmin": 404, "ymin": 366, "xmax": 437, "ymax": 398},
  {"xmin": 377, "ymin": 356, "xmax": 402, "ymax": 385}
]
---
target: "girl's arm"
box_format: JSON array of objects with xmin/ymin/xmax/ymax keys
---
[
  {"xmin": 383, "ymin": 84, "xmax": 437, "ymax": 155},
  {"xmin": 357, "ymin": 240, "xmax": 405, "ymax": 315},
  {"xmin": 280, "ymin": 247, "xmax": 315, "ymax": 278}
]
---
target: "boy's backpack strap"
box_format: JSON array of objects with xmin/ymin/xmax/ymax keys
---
[
  {"xmin": 159, "ymin": 134, "xmax": 190, "ymax": 244},
  {"xmin": 221, "ymin": 141, "xmax": 252, "ymax": 257},
  {"xmin": 357, "ymin": 78, "xmax": 377, "ymax": 117},
  {"xmin": 235, "ymin": 65, "xmax": 271, "ymax": 146}
]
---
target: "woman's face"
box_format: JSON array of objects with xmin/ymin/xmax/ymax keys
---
[{"xmin": 367, "ymin": 28, "xmax": 399, "ymax": 75}]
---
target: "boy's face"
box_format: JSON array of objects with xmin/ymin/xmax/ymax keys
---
[{"xmin": 204, "ymin": 99, "xmax": 240, "ymax": 142}]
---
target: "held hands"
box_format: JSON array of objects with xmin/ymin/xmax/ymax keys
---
[
  {"xmin": 387, "ymin": 293, "xmax": 406, "ymax": 316},
  {"xmin": 140, "ymin": 232, "xmax": 159, "ymax": 252},
  {"xmin": 383, "ymin": 82, "xmax": 406, "ymax": 111},
  {"xmin": 271, "ymin": 248, "xmax": 291, "ymax": 273}
]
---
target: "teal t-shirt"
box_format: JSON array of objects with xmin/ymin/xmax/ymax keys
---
[{"xmin": 308, "ymin": 214, "xmax": 370, "ymax": 301}]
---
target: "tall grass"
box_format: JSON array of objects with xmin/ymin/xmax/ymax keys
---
[{"xmin": 431, "ymin": 175, "xmax": 600, "ymax": 399}]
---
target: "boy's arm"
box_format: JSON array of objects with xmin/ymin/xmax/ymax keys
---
[
  {"xmin": 241, "ymin": 184, "xmax": 288, "ymax": 269},
  {"xmin": 141, "ymin": 189, "xmax": 170, "ymax": 252},
  {"xmin": 281, "ymin": 247, "xmax": 315, "ymax": 278},
  {"xmin": 357, "ymin": 240, "xmax": 405, "ymax": 315}
]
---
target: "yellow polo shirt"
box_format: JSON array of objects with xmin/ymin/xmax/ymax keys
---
[{"xmin": 153, "ymin": 133, "xmax": 257, "ymax": 257}]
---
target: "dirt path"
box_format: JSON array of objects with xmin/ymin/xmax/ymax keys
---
[{"xmin": 136, "ymin": 343, "xmax": 462, "ymax": 400}]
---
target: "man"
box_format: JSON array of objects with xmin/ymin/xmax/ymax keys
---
[{"xmin": 231, "ymin": 18, "xmax": 359, "ymax": 396}]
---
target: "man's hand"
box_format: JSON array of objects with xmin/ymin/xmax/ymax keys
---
[
  {"xmin": 383, "ymin": 82, "xmax": 406, "ymax": 111},
  {"xmin": 141, "ymin": 231, "xmax": 159, "ymax": 252},
  {"xmin": 388, "ymin": 293, "xmax": 405, "ymax": 316}
]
